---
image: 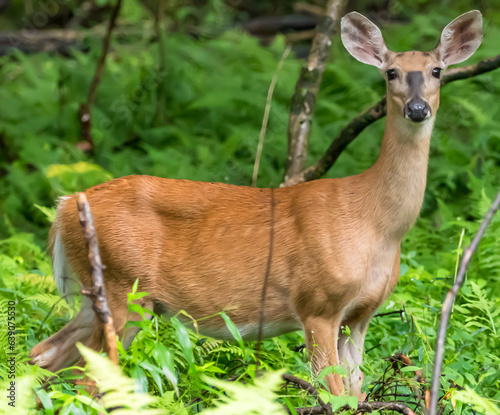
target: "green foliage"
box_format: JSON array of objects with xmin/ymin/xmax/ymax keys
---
[
  {"xmin": 1, "ymin": 1, "xmax": 499, "ymax": 414},
  {"xmin": 78, "ymin": 344, "xmax": 161, "ymax": 415},
  {"xmin": 201, "ymin": 371, "xmax": 287, "ymax": 415}
]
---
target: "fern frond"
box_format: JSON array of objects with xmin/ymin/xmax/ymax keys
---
[
  {"xmin": 202, "ymin": 370, "xmax": 287, "ymax": 415},
  {"xmin": 77, "ymin": 344, "xmax": 163, "ymax": 415}
]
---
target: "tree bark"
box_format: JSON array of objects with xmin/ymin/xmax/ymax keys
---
[{"xmin": 283, "ymin": 0, "xmax": 348, "ymax": 183}]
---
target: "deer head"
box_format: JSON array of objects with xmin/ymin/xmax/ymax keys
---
[{"xmin": 341, "ymin": 11, "xmax": 483, "ymax": 125}]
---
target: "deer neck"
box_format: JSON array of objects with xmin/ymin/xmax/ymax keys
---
[{"xmin": 359, "ymin": 102, "xmax": 434, "ymax": 241}]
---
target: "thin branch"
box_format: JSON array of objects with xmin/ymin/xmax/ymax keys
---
[
  {"xmin": 429, "ymin": 187, "xmax": 500, "ymax": 415},
  {"xmin": 36, "ymin": 290, "xmax": 82, "ymax": 336},
  {"xmin": 283, "ymin": 372, "xmax": 418, "ymax": 415},
  {"xmin": 283, "ymin": 0, "xmax": 348, "ymax": 183},
  {"xmin": 291, "ymin": 401, "xmax": 417, "ymax": 415},
  {"xmin": 282, "ymin": 374, "xmax": 332, "ymax": 415},
  {"xmin": 153, "ymin": 0, "xmax": 167, "ymax": 125},
  {"xmin": 252, "ymin": 44, "xmax": 291, "ymax": 187},
  {"xmin": 255, "ymin": 188, "xmax": 275, "ymax": 371},
  {"xmin": 78, "ymin": 0, "xmax": 122, "ymax": 155},
  {"xmin": 76, "ymin": 192, "xmax": 119, "ymax": 365},
  {"xmin": 373, "ymin": 309, "xmax": 405, "ymax": 320},
  {"xmin": 442, "ymin": 54, "xmax": 500, "ymax": 83},
  {"xmin": 282, "ymin": 54, "xmax": 500, "ymax": 187}
]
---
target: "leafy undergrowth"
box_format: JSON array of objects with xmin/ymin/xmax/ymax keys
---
[
  {"xmin": 1, "ymin": 189, "xmax": 499, "ymax": 414},
  {"xmin": 1, "ymin": 1, "xmax": 500, "ymax": 413}
]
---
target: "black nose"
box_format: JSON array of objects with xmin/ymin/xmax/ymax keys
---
[{"xmin": 404, "ymin": 99, "xmax": 431, "ymax": 122}]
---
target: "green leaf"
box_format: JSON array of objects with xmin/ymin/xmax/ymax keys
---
[
  {"xmin": 332, "ymin": 365, "xmax": 348, "ymax": 377},
  {"xmin": 347, "ymin": 396, "xmax": 358, "ymax": 410},
  {"xmin": 401, "ymin": 366, "xmax": 422, "ymax": 372},
  {"xmin": 171, "ymin": 316, "xmax": 194, "ymax": 368},
  {"xmin": 220, "ymin": 312, "xmax": 246, "ymax": 357},
  {"xmin": 330, "ymin": 395, "xmax": 347, "ymax": 412}
]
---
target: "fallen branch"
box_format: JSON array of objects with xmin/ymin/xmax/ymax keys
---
[
  {"xmin": 292, "ymin": 401, "xmax": 418, "ymax": 415},
  {"xmin": 283, "ymin": 373, "xmax": 417, "ymax": 415},
  {"xmin": 76, "ymin": 192, "xmax": 118, "ymax": 365},
  {"xmin": 282, "ymin": 54, "xmax": 500, "ymax": 187},
  {"xmin": 282, "ymin": 374, "xmax": 332, "ymax": 415},
  {"xmin": 283, "ymin": 0, "xmax": 348, "ymax": 183},
  {"xmin": 78, "ymin": 0, "xmax": 123, "ymax": 155},
  {"xmin": 429, "ymin": 187, "xmax": 500, "ymax": 415},
  {"xmin": 153, "ymin": 0, "xmax": 167, "ymax": 125}
]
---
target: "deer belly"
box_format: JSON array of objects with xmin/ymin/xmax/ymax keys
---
[
  {"xmin": 156, "ymin": 296, "xmax": 302, "ymax": 341},
  {"xmin": 198, "ymin": 319, "xmax": 302, "ymax": 341}
]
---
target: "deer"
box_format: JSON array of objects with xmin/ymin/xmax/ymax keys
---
[{"xmin": 30, "ymin": 10, "xmax": 483, "ymax": 399}]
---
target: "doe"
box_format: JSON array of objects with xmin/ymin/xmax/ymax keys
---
[{"xmin": 30, "ymin": 11, "xmax": 483, "ymax": 398}]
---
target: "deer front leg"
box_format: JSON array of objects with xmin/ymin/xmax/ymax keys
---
[
  {"xmin": 303, "ymin": 316, "xmax": 344, "ymax": 396},
  {"xmin": 337, "ymin": 318, "xmax": 370, "ymax": 399}
]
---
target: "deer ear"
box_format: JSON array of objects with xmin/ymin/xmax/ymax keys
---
[
  {"xmin": 435, "ymin": 10, "xmax": 483, "ymax": 67},
  {"xmin": 341, "ymin": 12, "xmax": 388, "ymax": 69}
]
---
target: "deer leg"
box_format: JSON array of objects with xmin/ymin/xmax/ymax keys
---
[
  {"xmin": 337, "ymin": 318, "xmax": 369, "ymax": 399},
  {"xmin": 29, "ymin": 297, "xmax": 95, "ymax": 372},
  {"xmin": 30, "ymin": 290, "xmax": 153, "ymax": 373},
  {"xmin": 303, "ymin": 316, "xmax": 344, "ymax": 396},
  {"xmin": 71, "ymin": 295, "xmax": 154, "ymax": 395}
]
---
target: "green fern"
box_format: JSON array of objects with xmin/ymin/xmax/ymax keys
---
[
  {"xmin": 202, "ymin": 370, "xmax": 287, "ymax": 415},
  {"xmin": 77, "ymin": 343, "xmax": 163, "ymax": 415}
]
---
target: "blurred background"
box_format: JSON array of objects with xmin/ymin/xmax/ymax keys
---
[
  {"xmin": 1, "ymin": 2, "xmax": 499, "ymax": 413},
  {"xmin": 0, "ymin": 0, "xmax": 499, "ymax": 241}
]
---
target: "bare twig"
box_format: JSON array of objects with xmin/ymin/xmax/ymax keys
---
[
  {"xmin": 283, "ymin": 0, "xmax": 348, "ymax": 183},
  {"xmin": 429, "ymin": 187, "xmax": 500, "ymax": 415},
  {"xmin": 293, "ymin": 2, "xmax": 325, "ymax": 16},
  {"xmin": 255, "ymin": 188, "xmax": 275, "ymax": 371},
  {"xmin": 290, "ymin": 401, "xmax": 417, "ymax": 415},
  {"xmin": 373, "ymin": 309, "xmax": 405, "ymax": 320},
  {"xmin": 283, "ymin": 371, "xmax": 419, "ymax": 415},
  {"xmin": 283, "ymin": 374, "xmax": 332, "ymax": 415},
  {"xmin": 442, "ymin": 54, "xmax": 500, "ymax": 83},
  {"xmin": 78, "ymin": 0, "xmax": 122, "ymax": 155},
  {"xmin": 389, "ymin": 353, "xmax": 428, "ymax": 412},
  {"xmin": 76, "ymin": 192, "xmax": 118, "ymax": 365},
  {"xmin": 252, "ymin": 45, "xmax": 291, "ymax": 187},
  {"xmin": 153, "ymin": 0, "xmax": 167, "ymax": 125},
  {"xmin": 282, "ymin": 54, "xmax": 500, "ymax": 187},
  {"xmin": 36, "ymin": 290, "xmax": 82, "ymax": 336}
]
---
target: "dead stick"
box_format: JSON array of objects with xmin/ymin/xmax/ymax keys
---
[
  {"xmin": 283, "ymin": 54, "xmax": 500, "ymax": 187},
  {"xmin": 255, "ymin": 188, "xmax": 275, "ymax": 371},
  {"xmin": 283, "ymin": 374, "xmax": 332, "ymax": 415},
  {"xmin": 291, "ymin": 401, "xmax": 417, "ymax": 415},
  {"xmin": 283, "ymin": 0, "xmax": 348, "ymax": 183},
  {"xmin": 429, "ymin": 187, "xmax": 500, "ymax": 415},
  {"xmin": 153, "ymin": 0, "xmax": 167, "ymax": 125},
  {"xmin": 76, "ymin": 192, "xmax": 119, "ymax": 365},
  {"xmin": 79, "ymin": 0, "xmax": 123, "ymax": 154},
  {"xmin": 283, "ymin": 373, "xmax": 417, "ymax": 415}
]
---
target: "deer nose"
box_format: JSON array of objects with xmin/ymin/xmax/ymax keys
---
[{"xmin": 404, "ymin": 99, "xmax": 431, "ymax": 123}]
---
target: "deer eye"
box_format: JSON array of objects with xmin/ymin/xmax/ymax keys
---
[
  {"xmin": 432, "ymin": 67, "xmax": 442, "ymax": 79},
  {"xmin": 386, "ymin": 69, "xmax": 397, "ymax": 81}
]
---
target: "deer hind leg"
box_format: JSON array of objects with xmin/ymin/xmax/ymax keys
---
[
  {"xmin": 303, "ymin": 316, "xmax": 344, "ymax": 396},
  {"xmin": 337, "ymin": 318, "xmax": 370, "ymax": 399},
  {"xmin": 73, "ymin": 292, "xmax": 155, "ymax": 364},
  {"xmin": 29, "ymin": 297, "xmax": 95, "ymax": 372},
  {"xmin": 30, "ymin": 288, "xmax": 154, "ymax": 373}
]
